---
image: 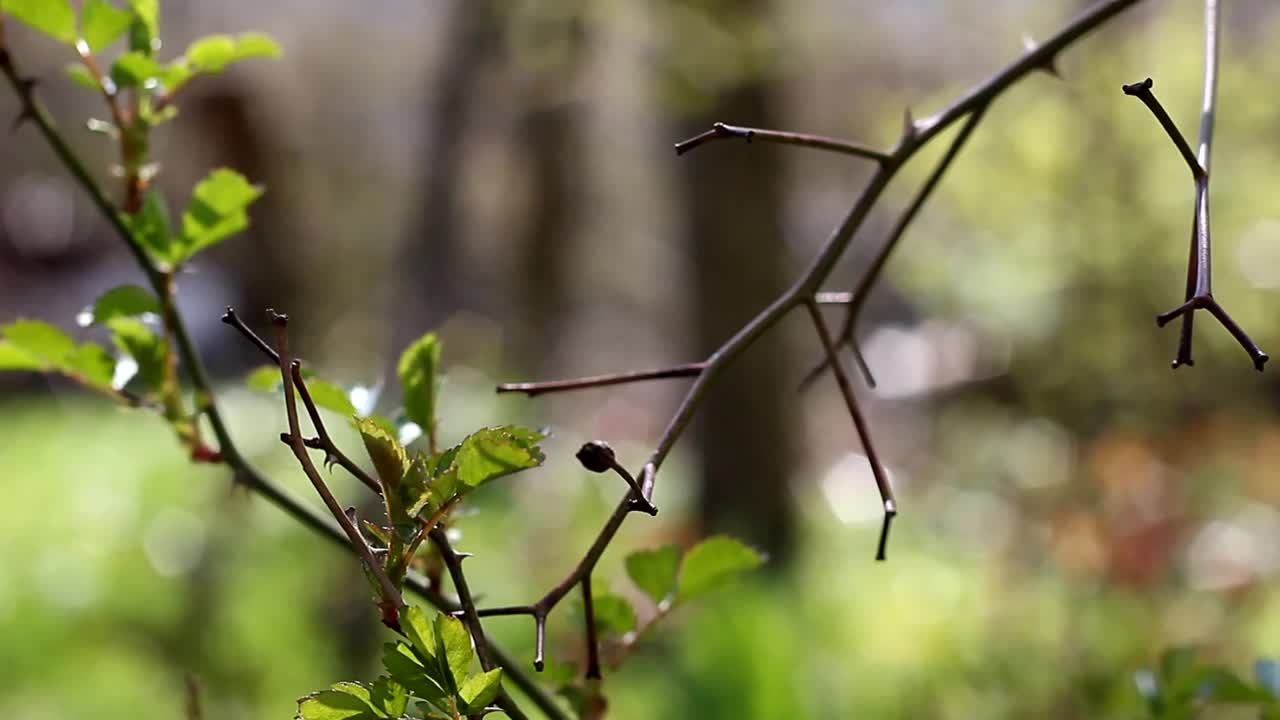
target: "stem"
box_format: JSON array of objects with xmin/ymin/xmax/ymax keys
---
[
  {"xmin": 674, "ymin": 122, "xmax": 889, "ymax": 162},
  {"xmin": 580, "ymin": 577, "xmax": 601, "ymax": 679},
  {"xmin": 497, "ymin": 362, "xmax": 705, "ymax": 397}
]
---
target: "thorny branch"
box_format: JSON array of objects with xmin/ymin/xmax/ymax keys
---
[
  {"xmin": 0, "ymin": 25, "xmax": 555, "ymax": 719},
  {"xmin": 1121, "ymin": 0, "xmax": 1268, "ymax": 371},
  {"xmin": 483, "ymin": 0, "xmax": 1147, "ymax": 677}
]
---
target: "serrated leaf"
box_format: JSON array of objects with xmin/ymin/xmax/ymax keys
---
[
  {"xmin": 65, "ymin": 63, "xmax": 99, "ymax": 90},
  {"xmin": 80, "ymin": 0, "xmax": 133, "ymax": 51},
  {"xmin": 435, "ymin": 613, "xmax": 473, "ymax": 692},
  {"xmin": 402, "ymin": 453, "xmax": 438, "ymax": 518},
  {"xmin": 107, "ymin": 317, "xmax": 165, "ymax": 392},
  {"xmin": 400, "ymin": 606, "xmax": 438, "ymax": 663},
  {"xmin": 296, "ymin": 688, "xmax": 378, "ymax": 720},
  {"xmin": 90, "ymin": 285, "xmax": 159, "ymax": 324},
  {"xmin": 110, "ymin": 50, "xmax": 162, "ymax": 88},
  {"xmin": 127, "ymin": 189, "xmax": 174, "ymax": 262},
  {"xmin": 625, "ymin": 545, "xmax": 680, "ymax": 606},
  {"xmin": 2, "ymin": 0, "xmax": 76, "ymax": 44},
  {"xmin": 382, "ymin": 641, "xmax": 447, "ymax": 702},
  {"xmin": 368, "ymin": 677, "xmax": 408, "ymax": 718},
  {"xmin": 459, "ymin": 668, "xmax": 503, "ymax": 714},
  {"xmin": 677, "ymin": 535, "xmax": 764, "ymax": 602},
  {"xmin": 304, "ymin": 378, "xmax": 357, "ymax": 417},
  {"xmin": 358, "ymin": 417, "xmax": 408, "ymax": 493},
  {"xmin": 397, "ymin": 332, "xmax": 441, "ymax": 438},
  {"xmin": 452, "ymin": 426, "xmax": 546, "ymax": 489},
  {"xmin": 175, "ymin": 168, "xmax": 262, "ymax": 261}
]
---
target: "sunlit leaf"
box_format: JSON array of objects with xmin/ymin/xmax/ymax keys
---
[
  {"xmin": 435, "ymin": 612, "xmax": 473, "ymax": 692},
  {"xmin": 109, "ymin": 50, "xmax": 162, "ymax": 88},
  {"xmin": 67, "ymin": 342, "xmax": 116, "ymax": 390},
  {"xmin": 296, "ymin": 687, "xmax": 379, "ymax": 720},
  {"xmin": 245, "ymin": 365, "xmax": 280, "ymax": 392},
  {"xmin": 397, "ymin": 332, "xmax": 441, "ymax": 439},
  {"xmin": 3, "ymin": 320, "xmax": 76, "ymax": 363},
  {"xmin": 451, "ymin": 426, "xmax": 545, "ymax": 489},
  {"xmin": 0, "ymin": 341, "xmax": 43, "ymax": 370},
  {"xmin": 459, "ymin": 668, "xmax": 503, "ymax": 714},
  {"xmin": 183, "ymin": 32, "xmax": 280, "ymax": 74},
  {"xmin": 400, "ymin": 606, "xmax": 437, "ymax": 663},
  {"xmin": 80, "ymin": 0, "xmax": 133, "ymax": 51},
  {"xmin": 175, "ymin": 168, "xmax": 262, "ymax": 261},
  {"xmin": 303, "ymin": 378, "xmax": 357, "ymax": 417},
  {"xmin": 368, "ymin": 676, "xmax": 407, "ymax": 718},
  {"xmin": 2, "ymin": 0, "xmax": 76, "ymax": 44},
  {"xmin": 357, "ymin": 417, "xmax": 408, "ymax": 493},
  {"xmin": 126, "ymin": 0, "xmax": 158, "ymax": 51},
  {"xmin": 90, "ymin": 285, "xmax": 159, "ymax": 324},
  {"xmin": 106, "ymin": 317, "xmax": 165, "ymax": 392},
  {"xmin": 625, "ymin": 545, "xmax": 680, "ymax": 605},
  {"xmin": 235, "ymin": 32, "xmax": 282, "ymax": 60},
  {"xmin": 381, "ymin": 641, "xmax": 447, "ymax": 702},
  {"xmin": 677, "ymin": 535, "xmax": 764, "ymax": 602}
]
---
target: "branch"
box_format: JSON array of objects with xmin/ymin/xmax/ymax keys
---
[
  {"xmin": 485, "ymin": 0, "xmax": 1144, "ymax": 673},
  {"xmin": 580, "ymin": 578, "xmax": 602, "ymax": 680},
  {"xmin": 269, "ymin": 312, "xmax": 407, "ymax": 627},
  {"xmin": 1121, "ymin": 0, "xmax": 1268, "ymax": 371},
  {"xmin": 805, "ymin": 301, "xmax": 896, "ymax": 560},
  {"xmin": 497, "ymin": 362, "xmax": 705, "ymax": 397},
  {"xmin": 429, "ymin": 528, "xmax": 495, "ymax": 670},
  {"xmin": 674, "ymin": 121, "xmax": 889, "ymax": 162},
  {"xmin": 801, "ymin": 104, "xmax": 989, "ymax": 390}
]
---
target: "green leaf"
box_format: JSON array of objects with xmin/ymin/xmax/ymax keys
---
[
  {"xmin": 109, "ymin": 50, "xmax": 162, "ymax": 88},
  {"xmin": 400, "ymin": 606, "xmax": 437, "ymax": 663},
  {"xmin": 0, "ymin": 341, "xmax": 43, "ymax": 370},
  {"xmin": 358, "ymin": 417, "xmax": 408, "ymax": 493},
  {"xmin": 1201, "ymin": 667, "xmax": 1276, "ymax": 704},
  {"xmin": 90, "ymin": 285, "xmax": 159, "ymax": 324},
  {"xmin": 459, "ymin": 668, "xmax": 503, "ymax": 714},
  {"xmin": 126, "ymin": 0, "xmax": 158, "ymax": 51},
  {"xmin": 452, "ymin": 426, "xmax": 546, "ymax": 489},
  {"xmin": 65, "ymin": 63, "xmax": 99, "ymax": 90},
  {"xmin": 3, "ymin": 320, "xmax": 76, "ymax": 363},
  {"xmin": 106, "ymin": 317, "xmax": 165, "ymax": 392},
  {"xmin": 435, "ymin": 613, "xmax": 473, "ymax": 692},
  {"xmin": 2, "ymin": 0, "xmax": 76, "ymax": 44},
  {"xmin": 625, "ymin": 545, "xmax": 680, "ymax": 606},
  {"xmin": 381, "ymin": 641, "xmax": 447, "ymax": 702},
  {"xmin": 236, "ymin": 32, "xmax": 283, "ymax": 60},
  {"xmin": 304, "ymin": 378, "xmax": 357, "ymax": 417},
  {"xmin": 677, "ymin": 535, "xmax": 764, "ymax": 602},
  {"xmin": 296, "ymin": 687, "xmax": 379, "ymax": 720},
  {"xmin": 590, "ymin": 588, "xmax": 637, "ymax": 636},
  {"xmin": 80, "ymin": 0, "xmax": 133, "ymax": 51},
  {"xmin": 175, "ymin": 168, "xmax": 263, "ymax": 261},
  {"xmin": 186, "ymin": 35, "xmax": 237, "ymax": 72},
  {"xmin": 368, "ymin": 676, "xmax": 408, "ymax": 718},
  {"xmin": 246, "ymin": 365, "xmax": 280, "ymax": 392},
  {"xmin": 67, "ymin": 342, "xmax": 116, "ymax": 390},
  {"xmin": 397, "ymin": 332, "xmax": 441, "ymax": 437},
  {"xmin": 127, "ymin": 189, "xmax": 174, "ymax": 262}
]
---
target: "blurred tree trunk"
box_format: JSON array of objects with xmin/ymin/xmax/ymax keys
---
[
  {"xmin": 512, "ymin": 10, "xmax": 587, "ymax": 374},
  {"xmin": 394, "ymin": 0, "xmax": 501, "ymax": 345},
  {"xmin": 673, "ymin": 6, "xmax": 798, "ymax": 563}
]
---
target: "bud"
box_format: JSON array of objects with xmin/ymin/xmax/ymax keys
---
[{"xmin": 576, "ymin": 441, "xmax": 616, "ymax": 473}]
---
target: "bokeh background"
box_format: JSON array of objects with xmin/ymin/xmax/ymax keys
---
[{"xmin": 3, "ymin": 0, "xmax": 1280, "ymax": 718}]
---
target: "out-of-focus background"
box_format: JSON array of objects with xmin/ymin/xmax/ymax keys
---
[{"xmin": 3, "ymin": 0, "xmax": 1280, "ymax": 718}]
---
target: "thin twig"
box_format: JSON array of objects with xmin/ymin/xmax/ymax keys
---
[
  {"xmin": 429, "ymin": 528, "xmax": 495, "ymax": 670},
  {"xmin": 497, "ymin": 362, "xmax": 706, "ymax": 397},
  {"xmin": 271, "ymin": 313, "xmax": 406, "ymax": 626},
  {"xmin": 1121, "ymin": 2, "xmax": 1268, "ymax": 371},
  {"xmin": 805, "ymin": 301, "xmax": 896, "ymax": 559},
  {"xmin": 291, "ymin": 363, "xmax": 381, "ymax": 494},
  {"xmin": 674, "ymin": 122, "xmax": 889, "ymax": 162},
  {"xmin": 483, "ymin": 0, "xmax": 1144, "ymax": 671}
]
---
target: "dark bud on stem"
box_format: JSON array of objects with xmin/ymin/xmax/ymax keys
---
[{"xmin": 576, "ymin": 441, "xmax": 616, "ymax": 473}]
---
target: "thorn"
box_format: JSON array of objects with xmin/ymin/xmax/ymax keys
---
[
  {"xmin": 901, "ymin": 107, "xmax": 918, "ymax": 141},
  {"xmin": 10, "ymin": 106, "xmax": 33, "ymax": 133},
  {"xmin": 278, "ymin": 432, "xmax": 291, "ymax": 445}
]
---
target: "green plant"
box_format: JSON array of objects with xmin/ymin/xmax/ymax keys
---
[{"xmin": 1136, "ymin": 647, "xmax": 1280, "ymax": 719}]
